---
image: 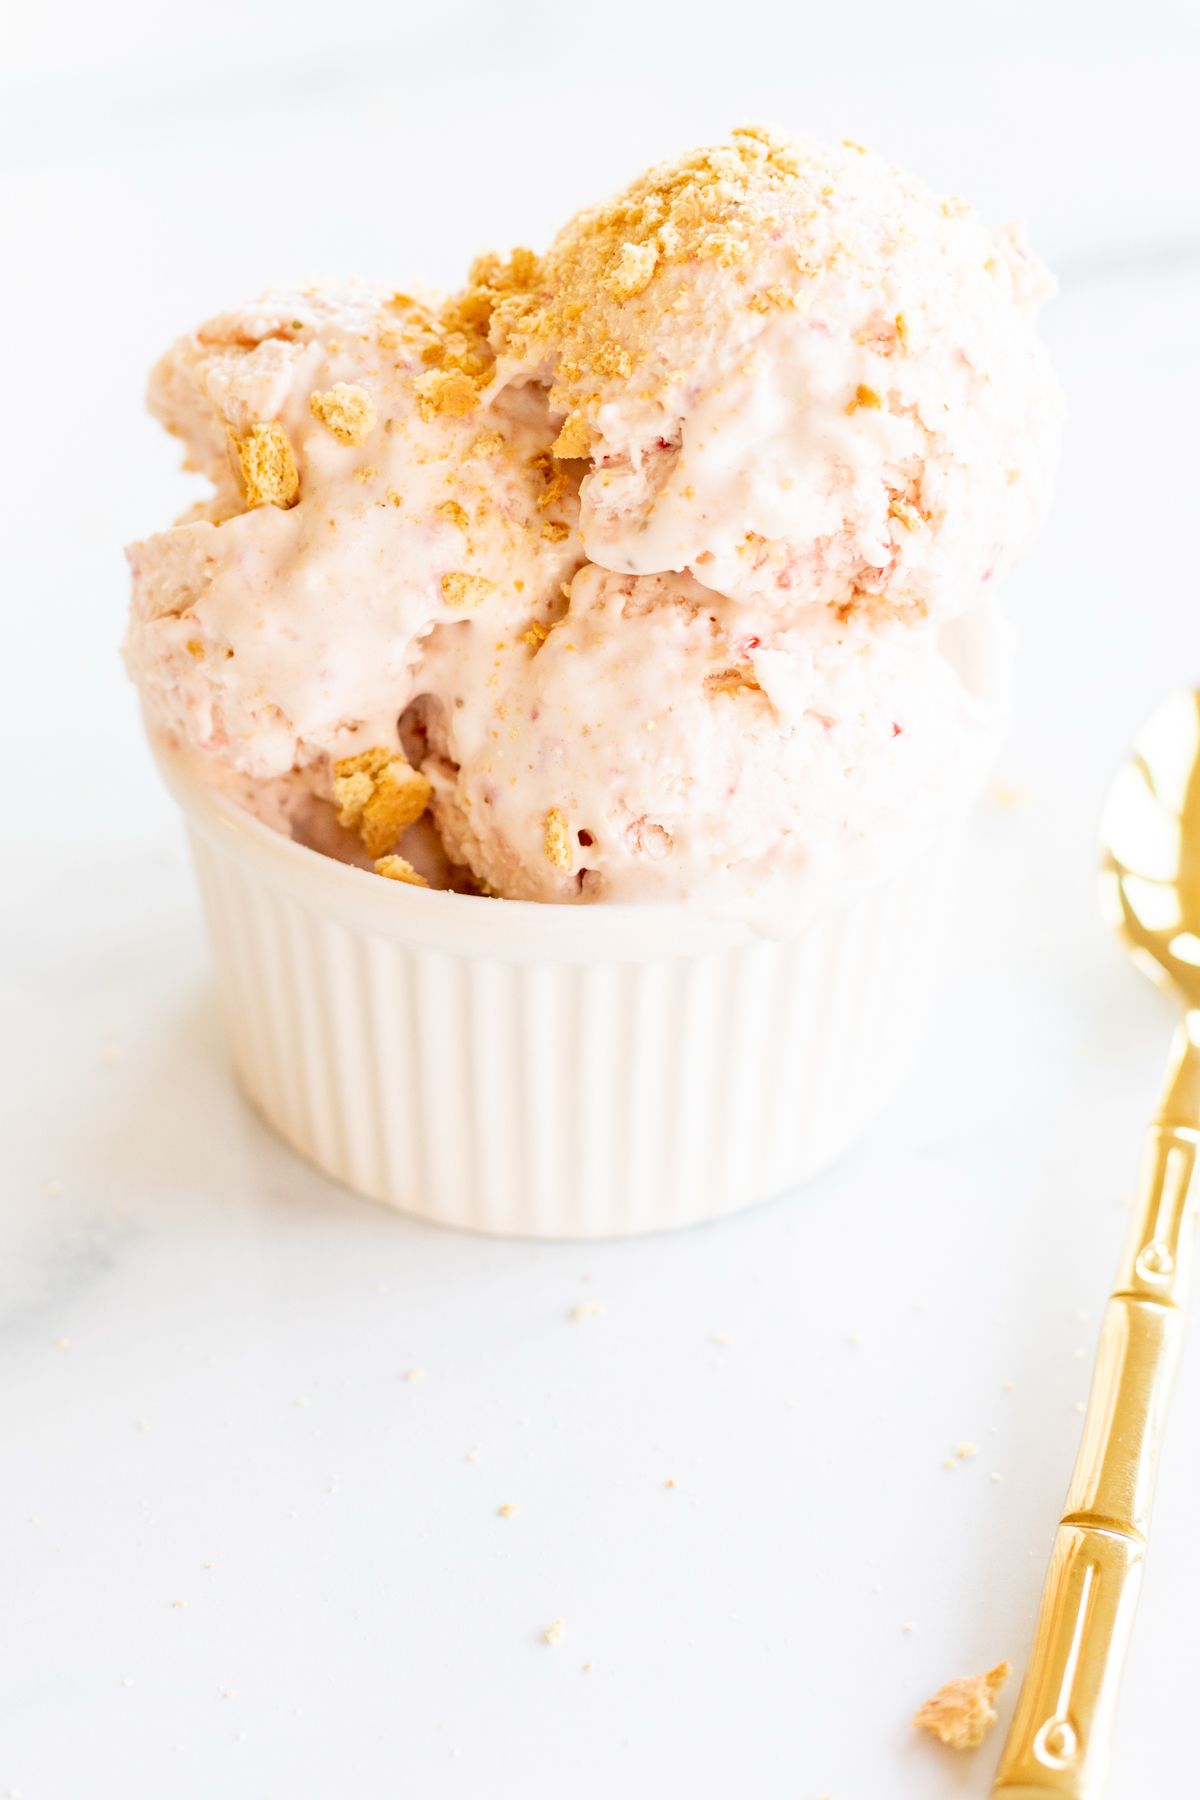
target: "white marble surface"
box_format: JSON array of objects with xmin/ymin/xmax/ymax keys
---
[{"xmin": 4, "ymin": 4, "xmax": 1200, "ymax": 1794}]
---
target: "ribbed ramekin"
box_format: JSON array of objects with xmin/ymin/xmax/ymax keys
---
[{"xmin": 159, "ymin": 752, "xmax": 959, "ymax": 1237}]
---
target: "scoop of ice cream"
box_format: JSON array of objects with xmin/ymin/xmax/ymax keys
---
[
  {"xmin": 411, "ymin": 563, "xmax": 1007, "ymax": 919},
  {"xmin": 487, "ymin": 126, "xmax": 1060, "ymax": 620},
  {"xmin": 125, "ymin": 281, "xmax": 581, "ymax": 779},
  {"xmin": 126, "ymin": 128, "xmax": 1056, "ymax": 923}
]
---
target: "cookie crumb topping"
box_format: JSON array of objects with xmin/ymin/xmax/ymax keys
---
[
  {"xmin": 230, "ymin": 423, "xmax": 300, "ymax": 509},
  {"xmin": 441, "ymin": 571, "xmax": 496, "ymax": 610},
  {"xmin": 374, "ymin": 853, "xmax": 429, "ymax": 888},
  {"xmin": 846, "ymin": 383, "xmax": 882, "ymax": 414},
  {"xmin": 604, "ymin": 240, "xmax": 658, "ymax": 301},
  {"xmin": 706, "ymin": 667, "xmax": 763, "ymax": 696},
  {"xmin": 544, "ymin": 807, "xmax": 572, "ymax": 872},
  {"xmin": 414, "ymin": 367, "xmax": 481, "ymax": 420},
  {"xmin": 333, "ymin": 747, "xmax": 431, "ymax": 857},
  {"xmin": 309, "ymin": 382, "xmax": 377, "ymax": 445}
]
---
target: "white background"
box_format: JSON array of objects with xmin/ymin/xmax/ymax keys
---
[{"xmin": 4, "ymin": 2, "xmax": 1200, "ymax": 1795}]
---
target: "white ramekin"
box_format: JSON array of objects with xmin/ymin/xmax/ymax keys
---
[{"xmin": 160, "ymin": 752, "xmax": 960, "ymax": 1238}]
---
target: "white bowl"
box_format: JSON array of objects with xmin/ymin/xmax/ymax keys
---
[{"xmin": 160, "ymin": 751, "xmax": 960, "ymax": 1238}]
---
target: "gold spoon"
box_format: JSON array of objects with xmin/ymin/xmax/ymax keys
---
[{"xmin": 993, "ymin": 690, "xmax": 1200, "ymax": 1798}]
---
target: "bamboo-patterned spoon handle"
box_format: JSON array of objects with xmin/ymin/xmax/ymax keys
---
[{"xmin": 992, "ymin": 1020, "xmax": 1200, "ymax": 1798}]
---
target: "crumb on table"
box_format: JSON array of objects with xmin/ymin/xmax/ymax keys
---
[{"xmin": 913, "ymin": 1661, "xmax": 1011, "ymax": 1749}]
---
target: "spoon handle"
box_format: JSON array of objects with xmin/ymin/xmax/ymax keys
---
[{"xmin": 992, "ymin": 1020, "xmax": 1200, "ymax": 1799}]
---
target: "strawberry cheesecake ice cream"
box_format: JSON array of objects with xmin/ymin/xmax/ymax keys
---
[{"xmin": 126, "ymin": 126, "xmax": 1060, "ymax": 925}]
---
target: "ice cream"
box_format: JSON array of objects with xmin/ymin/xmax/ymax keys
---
[
  {"xmin": 486, "ymin": 126, "xmax": 1057, "ymax": 623},
  {"xmin": 126, "ymin": 278, "xmax": 581, "ymax": 782},
  {"xmin": 415, "ymin": 565, "xmax": 1007, "ymax": 908},
  {"xmin": 125, "ymin": 127, "xmax": 1060, "ymax": 924}
]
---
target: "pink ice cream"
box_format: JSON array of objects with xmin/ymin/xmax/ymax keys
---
[
  {"xmin": 126, "ymin": 279, "xmax": 580, "ymax": 780},
  {"xmin": 416, "ymin": 565, "xmax": 1007, "ymax": 909},
  {"xmin": 125, "ymin": 127, "xmax": 1060, "ymax": 924},
  {"xmin": 488, "ymin": 127, "xmax": 1058, "ymax": 624}
]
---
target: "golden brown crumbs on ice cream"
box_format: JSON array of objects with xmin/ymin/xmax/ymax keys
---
[
  {"xmin": 373, "ymin": 854, "xmax": 429, "ymax": 888},
  {"xmin": 230, "ymin": 423, "xmax": 300, "ymax": 509},
  {"xmin": 309, "ymin": 382, "xmax": 377, "ymax": 445},
  {"xmin": 441, "ymin": 571, "xmax": 496, "ymax": 610},
  {"xmin": 544, "ymin": 808, "xmax": 572, "ymax": 872},
  {"xmin": 333, "ymin": 748, "xmax": 431, "ymax": 857}
]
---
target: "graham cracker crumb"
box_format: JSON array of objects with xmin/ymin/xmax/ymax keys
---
[
  {"xmin": 604, "ymin": 239, "xmax": 659, "ymax": 300},
  {"xmin": 544, "ymin": 808, "xmax": 573, "ymax": 872},
  {"xmin": 520, "ymin": 622, "xmax": 550, "ymax": 649},
  {"xmin": 438, "ymin": 499, "xmax": 470, "ymax": 531},
  {"xmin": 185, "ymin": 639, "xmax": 204, "ymax": 658},
  {"xmin": 498, "ymin": 1503, "xmax": 517, "ymax": 1518},
  {"xmin": 747, "ymin": 284, "xmax": 797, "ymax": 313},
  {"xmin": 468, "ymin": 430, "xmax": 505, "ymax": 459},
  {"xmin": 889, "ymin": 497, "xmax": 923, "ymax": 532},
  {"xmin": 374, "ymin": 854, "xmax": 428, "ymax": 888},
  {"xmin": 914, "ymin": 1663, "xmax": 1010, "ymax": 1749},
  {"xmin": 706, "ymin": 667, "xmax": 762, "ymax": 697},
  {"xmin": 333, "ymin": 747, "xmax": 431, "ymax": 857},
  {"xmin": 414, "ymin": 367, "xmax": 482, "ymax": 420},
  {"xmin": 537, "ymin": 470, "xmax": 569, "ymax": 513},
  {"xmin": 441, "ymin": 571, "xmax": 496, "ymax": 610},
  {"xmin": 591, "ymin": 342, "xmax": 633, "ymax": 379},
  {"xmin": 955, "ymin": 1442, "xmax": 979, "ymax": 1461},
  {"xmin": 309, "ymin": 382, "xmax": 376, "ymax": 445},
  {"xmin": 542, "ymin": 1619, "xmax": 566, "ymax": 1646},
  {"xmin": 489, "ymin": 127, "xmax": 840, "ymax": 430},
  {"xmin": 846, "ymin": 383, "xmax": 882, "ymax": 414},
  {"xmin": 569, "ymin": 1302, "xmax": 603, "ymax": 1322},
  {"xmin": 551, "ymin": 415, "xmax": 592, "ymax": 460},
  {"xmin": 442, "ymin": 245, "xmax": 542, "ymax": 342},
  {"xmin": 404, "ymin": 1367, "xmax": 426, "ymax": 1384},
  {"xmin": 230, "ymin": 422, "xmax": 300, "ymax": 509},
  {"xmin": 541, "ymin": 519, "xmax": 570, "ymax": 542}
]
